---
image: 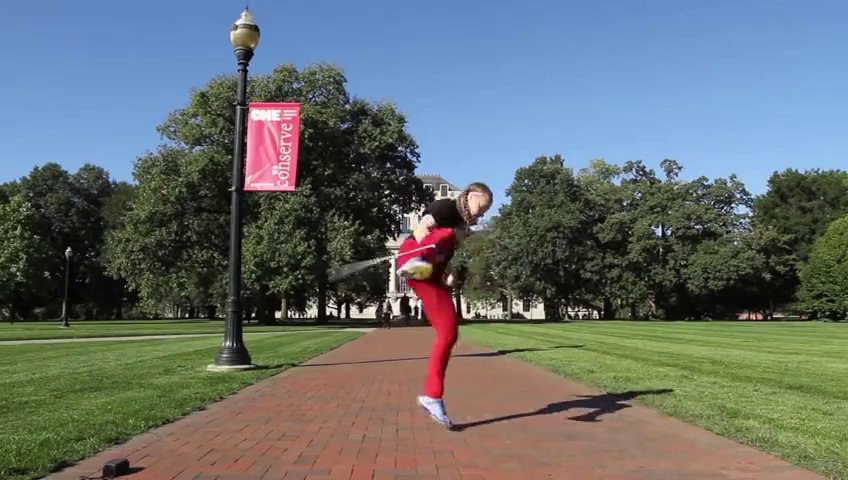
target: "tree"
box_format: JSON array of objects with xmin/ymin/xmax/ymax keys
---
[
  {"xmin": 105, "ymin": 147, "xmax": 228, "ymax": 315},
  {"xmin": 0, "ymin": 196, "xmax": 39, "ymax": 320},
  {"xmin": 243, "ymin": 187, "xmax": 320, "ymax": 323},
  {"xmin": 752, "ymin": 168, "xmax": 848, "ymax": 309},
  {"xmin": 491, "ymin": 155, "xmax": 594, "ymax": 320},
  {"xmin": 576, "ymin": 159, "xmax": 631, "ymax": 319},
  {"xmin": 108, "ymin": 63, "xmax": 430, "ymax": 320},
  {"xmin": 614, "ymin": 159, "xmax": 753, "ymax": 319},
  {"xmin": 798, "ymin": 216, "xmax": 848, "ymax": 320},
  {"xmin": 12, "ymin": 163, "xmax": 124, "ymax": 319},
  {"xmin": 452, "ymin": 223, "xmax": 503, "ymax": 314},
  {"xmin": 324, "ymin": 216, "xmax": 389, "ymax": 319},
  {"xmin": 733, "ymin": 227, "xmax": 797, "ymax": 319}
]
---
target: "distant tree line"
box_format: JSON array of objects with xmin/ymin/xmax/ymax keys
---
[
  {"xmin": 456, "ymin": 157, "xmax": 848, "ymax": 321},
  {"xmin": 2, "ymin": 62, "xmax": 847, "ymax": 322},
  {"xmin": 0, "ymin": 63, "xmax": 431, "ymax": 323}
]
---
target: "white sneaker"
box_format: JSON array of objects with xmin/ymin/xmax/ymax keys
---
[{"xmin": 417, "ymin": 395, "xmax": 453, "ymax": 428}]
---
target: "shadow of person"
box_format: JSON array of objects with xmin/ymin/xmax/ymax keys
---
[
  {"xmin": 458, "ymin": 345, "xmax": 584, "ymax": 358},
  {"xmin": 453, "ymin": 388, "xmax": 674, "ymax": 431}
]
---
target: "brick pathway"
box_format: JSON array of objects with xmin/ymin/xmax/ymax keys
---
[{"xmin": 45, "ymin": 327, "xmax": 824, "ymax": 480}]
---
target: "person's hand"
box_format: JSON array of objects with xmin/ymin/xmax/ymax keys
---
[
  {"xmin": 445, "ymin": 272, "xmax": 464, "ymax": 290},
  {"xmin": 413, "ymin": 224, "xmax": 430, "ymax": 243},
  {"xmin": 413, "ymin": 215, "xmax": 436, "ymax": 242}
]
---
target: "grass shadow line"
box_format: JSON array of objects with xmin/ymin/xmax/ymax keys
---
[{"xmin": 266, "ymin": 345, "xmax": 585, "ymax": 368}]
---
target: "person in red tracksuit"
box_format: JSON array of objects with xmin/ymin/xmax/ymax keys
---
[{"xmin": 396, "ymin": 182, "xmax": 493, "ymax": 428}]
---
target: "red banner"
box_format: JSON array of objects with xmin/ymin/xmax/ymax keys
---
[{"xmin": 244, "ymin": 102, "xmax": 301, "ymax": 192}]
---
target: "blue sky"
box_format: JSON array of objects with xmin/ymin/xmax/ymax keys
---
[{"xmin": 2, "ymin": 0, "xmax": 847, "ymax": 212}]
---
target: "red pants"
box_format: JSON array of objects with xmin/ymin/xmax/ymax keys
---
[
  {"xmin": 398, "ymin": 229, "xmax": 458, "ymax": 399},
  {"xmin": 408, "ymin": 279, "xmax": 458, "ymax": 399}
]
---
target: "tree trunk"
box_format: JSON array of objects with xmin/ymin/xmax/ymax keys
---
[
  {"xmin": 344, "ymin": 302, "xmax": 351, "ymax": 319},
  {"xmin": 543, "ymin": 298, "xmax": 560, "ymax": 321},
  {"xmin": 316, "ymin": 279, "xmax": 328, "ymax": 324},
  {"xmin": 454, "ymin": 290, "xmax": 463, "ymax": 320},
  {"xmin": 602, "ymin": 296, "xmax": 614, "ymax": 320},
  {"xmin": 280, "ymin": 296, "xmax": 289, "ymax": 322}
]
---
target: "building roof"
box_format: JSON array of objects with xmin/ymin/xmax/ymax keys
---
[{"xmin": 418, "ymin": 174, "xmax": 460, "ymax": 191}]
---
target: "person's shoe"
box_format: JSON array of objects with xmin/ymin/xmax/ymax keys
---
[
  {"xmin": 417, "ymin": 395, "xmax": 453, "ymax": 428},
  {"xmin": 397, "ymin": 258, "xmax": 433, "ymax": 281}
]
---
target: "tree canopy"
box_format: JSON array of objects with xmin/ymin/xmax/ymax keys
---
[{"xmin": 2, "ymin": 62, "xmax": 846, "ymax": 323}]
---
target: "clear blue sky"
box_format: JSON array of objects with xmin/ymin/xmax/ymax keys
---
[{"xmin": 2, "ymin": 0, "xmax": 847, "ymax": 210}]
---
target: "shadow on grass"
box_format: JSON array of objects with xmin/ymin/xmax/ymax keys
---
[
  {"xmin": 461, "ymin": 319, "xmax": 572, "ymax": 325},
  {"xmin": 249, "ymin": 345, "xmax": 584, "ymax": 371},
  {"xmin": 452, "ymin": 388, "xmax": 675, "ymax": 431}
]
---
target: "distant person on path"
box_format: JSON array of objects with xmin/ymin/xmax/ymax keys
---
[
  {"xmin": 381, "ymin": 298, "xmax": 393, "ymax": 329},
  {"xmin": 399, "ymin": 294, "xmax": 411, "ymax": 325},
  {"xmin": 395, "ymin": 182, "xmax": 493, "ymax": 428}
]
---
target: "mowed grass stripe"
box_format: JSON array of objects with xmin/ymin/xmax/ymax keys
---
[
  {"xmin": 571, "ymin": 323, "xmax": 848, "ymax": 355},
  {"xmin": 462, "ymin": 322, "xmax": 848, "ymax": 479},
  {"xmin": 523, "ymin": 321, "xmax": 848, "ymax": 349},
  {"xmin": 0, "ymin": 331, "xmax": 361, "ymax": 480},
  {"xmin": 495, "ymin": 322, "xmax": 848, "ymax": 361},
  {"xmin": 547, "ymin": 328, "xmax": 848, "ymax": 370},
  {"xmin": 475, "ymin": 324, "xmax": 848, "ymax": 398}
]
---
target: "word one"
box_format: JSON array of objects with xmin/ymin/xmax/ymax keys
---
[{"xmin": 250, "ymin": 108, "xmax": 298, "ymax": 122}]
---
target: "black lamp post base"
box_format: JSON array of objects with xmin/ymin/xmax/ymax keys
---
[{"xmin": 208, "ymin": 346, "xmax": 255, "ymax": 372}]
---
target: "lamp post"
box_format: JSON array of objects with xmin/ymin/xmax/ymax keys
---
[
  {"xmin": 209, "ymin": 9, "xmax": 261, "ymax": 371},
  {"xmin": 60, "ymin": 247, "xmax": 72, "ymax": 328}
]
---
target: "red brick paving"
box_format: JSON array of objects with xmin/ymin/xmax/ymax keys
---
[{"xmin": 43, "ymin": 327, "xmax": 824, "ymax": 480}]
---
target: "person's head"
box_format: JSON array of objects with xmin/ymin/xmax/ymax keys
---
[{"xmin": 460, "ymin": 182, "xmax": 494, "ymax": 224}]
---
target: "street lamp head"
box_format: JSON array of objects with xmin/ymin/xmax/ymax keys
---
[
  {"xmin": 64, "ymin": 247, "xmax": 72, "ymax": 259},
  {"xmin": 230, "ymin": 9, "xmax": 260, "ymax": 51}
]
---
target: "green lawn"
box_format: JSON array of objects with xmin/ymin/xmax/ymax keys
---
[
  {"xmin": 0, "ymin": 319, "xmax": 354, "ymax": 341},
  {"xmin": 0, "ymin": 331, "xmax": 362, "ymax": 480},
  {"xmin": 462, "ymin": 321, "xmax": 848, "ymax": 480}
]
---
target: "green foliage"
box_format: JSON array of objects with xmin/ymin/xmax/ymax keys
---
[
  {"xmin": 454, "ymin": 223, "xmax": 502, "ymax": 310},
  {"xmin": 0, "ymin": 196, "xmax": 39, "ymax": 319},
  {"xmin": 476, "ymin": 156, "xmax": 762, "ymax": 320},
  {"xmin": 4, "ymin": 62, "xmax": 845, "ymax": 324},
  {"xmin": 3, "ymin": 163, "xmax": 127, "ymax": 319},
  {"xmin": 489, "ymin": 155, "xmax": 595, "ymax": 320},
  {"xmin": 752, "ymin": 168, "xmax": 848, "ymax": 309},
  {"xmin": 612, "ymin": 159, "xmax": 754, "ymax": 319},
  {"xmin": 108, "ymin": 63, "xmax": 430, "ymax": 319},
  {"xmin": 798, "ymin": 216, "xmax": 848, "ymax": 320},
  {"xmin": 105, "ymin": 147, "xmax": 226, "ymax": 313}
]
